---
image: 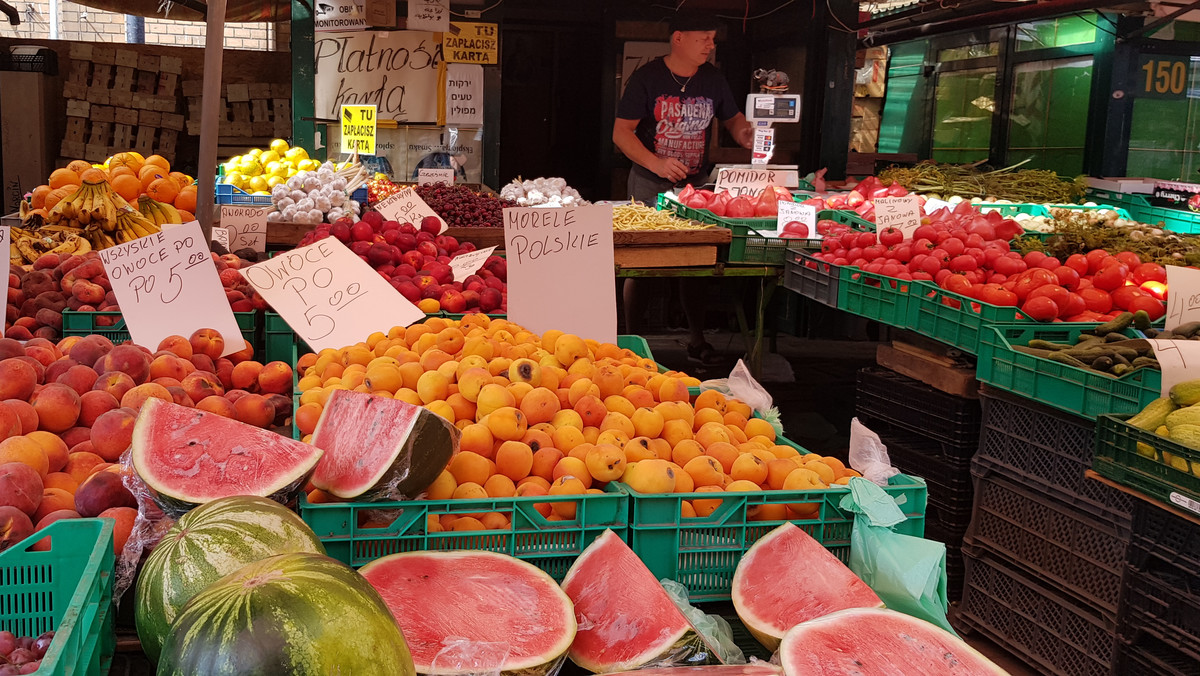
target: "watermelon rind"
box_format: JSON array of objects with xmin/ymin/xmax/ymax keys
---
[
  {"xmin": 360, "ymin": 550, "xmax": 576, "ymax": 676},
  {"xmin": 562, "ymin": 530, "xmax": 715, "ymax": 673},
  {"xmin": 731, "ymin": 522, "xmax": 883, "ymax": 651},
  {"xmin": 158, "ymin": 552, "xmax": 415, "ymax": 676},
  {"xmin": 310, "ymin": 389, "xmax": 457, "ymax": 500},
  {"xmin": 130, "ymin": 398, "xmax": 324, "ymax": 514},
  {"xmin": 133, "ymin": 495, "xmax": 327, "ymax": 663},
  {"xmin": 779, "ymin": 608, "xmax": 1009, "ymax": 675}
]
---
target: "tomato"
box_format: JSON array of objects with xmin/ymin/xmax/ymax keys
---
[
  {"xmin": 754, "ymin": 197, "xmax": 778, "ymax": 217},
  {"xmin": 913, "ymin": 225, "xmax": 938, "ymax": 242},
  {"xmin": 934, "ymin": 269, "xmax": 953, "ymax": 285},
  {"xmin": 1116, "ymin": 251, "xmax": 1142, "ymax": 268},
  {"xmin": 1085, "ymin": 249, "xmax": 1111, "ymax": 274},
  {"xmin": 939, "ymin": 238, "xmax": 964, "ymax": 257},
  {"xmin": 1079, "ymin": 287, "xmax": 1113, "ymax": 314},
  {"xmin": 1128, "ymin": 295, "xmax": 1166, "ymax": 321},
  {"xmin": 1061, "ymin": 292, "xmax": 1087, "ymax": 318},
  {"xmin": 1036, "ymin": 256, "xmax": 1062, "ymax": 271},
  {"xmin": 846, "ymin": 190, "xmax": 866, "ymax": 207},
  {"xmin": 726, "ymin": 196, "xmax": 755, "ymax": 218},
  {"xmin": 1110, "ymin": 285, "xmax": 1146, "ymax": 311},
  {"xmin": 879, "ymin": 227, "xmax": 904, "ymax": 247},
  {"xmin": 1028, "ymin": 284, "xmax": 1072, "ymax": 314},
  {"xmin": 1024, "ymin": 251, "xmax": 1048, "ymax": 267},
  {"xmin": 709, "ymin": 193, "xmax": 730, "ymax": 216},
  {"xmin": 1065, "ymin": 254, "xmax": 1089, "ymax": 276},
  {"xmin": 856, "ymin": 232, "xmax": 878, "ymax": 248},
  {"xmin": 1012, "ymin": 268, "xmax": 1057, "ymax": 301},
  {"xmin": 1092, "ymin": 263, "xmax": 1130, "ymax": 291},
  {"xmin": 943, "ymin": 274, "xmax": 974, "ymax": 297},
  {"xmin": 678, "ymin": 184, "xmax": 696, "ymax": 202},
  {"xmin": 928, "ymin": 248, "xmax": 951, "ymax": 265},
  {"xmin": 1053, "ymin": 266, "xmax": 1081, "ymax": 291},
  {"xmin": 949, "ymin": 255, "xmax": 977, "ymax": 272},
  {"xmin": 1141, "ymin": 281, "xmax": 1167, "ymax": 300},
  {"xmin": 1021, "ymin": 296, "xmax": 1060, "ymax": 322},
  {"xmin": 1132, "ymin": 262, "xmax": 1168, "ymax": 285},
  {"xmin": 991, "ymin": 255, "xmax": 1027, "ymax": 277}
]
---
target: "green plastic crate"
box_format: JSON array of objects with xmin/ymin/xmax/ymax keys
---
[
  {"xmin": 1085, "ymin": 189, "xmax": 1152, "ymax": 209},
  {"xmin": 905, "ymin": 281, "xmax": 1111, "ymax": 355},
  {"xmin": 297, "ymin": 488, "xmax": 628, "ymax": 581},
  {"xmin": 655, "ymin": 194, "xmax": 793, "ymax": 265},
  {"xmin": 265, "ymin": 310, "xmax": 448, "ymax": 364},
  {"xmin": 819, "ymin": 209, "xmax": 876, "ymax": 232},
  {"xmin": 1045, "ymin": 203, "xmax": 1132, "ymax": 220},
  {"xmin": 618, "ymin": 460, "xmax": 928, "ymax": 602},
  {"xmin": 976, "ymin": 325, "xmax": 1162, "ymax": 420},
  {"xmin": 974, "ymin": 202, "xmax": 1052, "ymax": 218},
  {"xmin": 1093, "ymin": 414, "xmax": 1200, "ymax": 516},
  {"xmin": 0, "ymin": 519, "xmax": 115, "ymax": 676},
  {"xmin": 62, "ymin": 309, "xmax": 260, "ymax": 356},
  {"xmin": 1127, "ymin": 203, "xmax": 1200, "ymax": 235},
  {"xmin": 837, "ymin": 267, "xmax": 912, "ymax": 328}
]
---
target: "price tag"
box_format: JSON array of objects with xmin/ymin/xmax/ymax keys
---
[
  {"xmin": 450, "ymin": 246, "xmax": 497, "ymax": 282},
  {"xmin": 776, "ymin": 202, "xmax": 818, "ymax": 239},
  {"xmin": 243, "ymin": 237, "xmax": 424, "ymax": 352},
  {"xmin": 340, "ymin": 104, "xmax": 377, "ymax": 155},
  {"xmin": 874, "ymin": 195, "xmax": 923, "ymax": 238},
  {"xmin": 504, "ymin": 205, "xmax": 617, "ymax": 343},
  {"xmin": 375, "ymin": 187, "xmax": 447, "ymax": 234},
  {"xmin": 418, "ymin": 168, "xmax": 455, "ymax": 186},
  {"xmin": 97, "ymin": 221, "xmax": 243, "ymax": 356},
  {"xmin": 1148, "ymin": 339, "xmax": 1200, "ymax": 397},
  {"xmin": 1164, "ymin": 265, "xmax": 1200, "ymax": 331},
  {"xmin": 407, "ymin": 0, "xmax": 448, "ymax": 32},
  {"xmin": 210, "ymin": 226, "xmax": 230, "ymax": 250},
  {"xmin": 0, "ymin": 225, "xmax": 7, "ymax": 337},
  {"xmin": 220, "ymin": 206, "xmax": 268, "ymax": 253},
  {"xmin": 715, "ymin": 167, "xmax": 800, "ymax": 196}
]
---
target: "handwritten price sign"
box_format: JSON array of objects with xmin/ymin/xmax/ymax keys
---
[
  {"xmin": 776, "ymin": 202, "xmax": 818, "ymax": 238},
  {"xmin": 418, "ymin": 168, "xmax": 455, "ymax": 186},
  {"xmin": 98, "ymin": 221, "xmax": 243, "ymax": 356},
  {"xmin": 1165, "ymin": 265, "xmax": 1200, "ymax": 331},
  {"xmin": 874, "ymin": 195, "xmax": 923, "ymax": 238},
  {"xmin": 243, "ymin": 237, "xmax": 424, "ymax": 352},
  {"xmin": 450, "ymin": 246, "xmax": 496, "ymax": 282},
  {"xmin": 375, "ymin": 187, "xmax": 447, "ymax": 234},
  {"xmin": 1149, "ymin": 339, "xmax": 1200, "ymax": 397},
  {"xmin": 407, "ymin": 0, "xmax": 448, "ymax": 31},
  {"xmin": 220, "ymin": 206, "xmax": 268, "ymax": 253}
]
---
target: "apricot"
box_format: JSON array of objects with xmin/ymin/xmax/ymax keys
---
[
  {"xmin": 693, "ymin": 389, "xmax": 728, "ymax": 414},
  {"xmin": 657, "ymin": 377, "xmax": 690, "ymax": 403},
  {"xmin": 682, "ymin": 455, "xmax": 724, "ymax": 488},
  {"xmin": 749, "ymin": 503, "xmax": 788, "ymax": 522},
  {"xmin": 744, "ymin": 418, "xmax": 776, "ymax": 441},
  {"xmin": 476, "ymin": 383, "xmax": 515, "ymax": 418},
  {"xmin": 426, "ymin": 470, "xmax": 457, "ymax": 500},
  {"xmin": 584, "ymin": 444, "xmax": 626, "ymax": 482},
  {"xmin": 157, "ymin": 335, "xmax": 193, "ymax": 359},
  {"xmin": 670, "ymin": 463, "xmax": 694, "ymax": 492},
  {"xmin": 553, "ymin": 334, "xmax": 588, "ymax": 366},
  {"xmin": 233, "ymin": 394, "xmax": 275, "ymax": 428},
  {"xmin": 0, "ymin": 437, "xmax": 49, "ymax": 478},
  {"xmin": 530, "ymin": 447, "xmax": 564, "ymax": 482},
  {"xmin": 459, "ymin": 423, "xmax": 494, "ymax": 458},
  {"xmin": 692, "ymin": 486, "xmax": 725, "ymax": 517},
  {"xmin": 93, "ymin": 371, "xmax": 136, "ymax": 402},
  {"xmin": 0, "ymin": 505, "xmax": 34, "ymax": 550},
  {"xmin": 551, "ymin": 457, "xmax": 592, "ymax": 488},
  {"xmin": 99, "ymin": 506, "xmax": 138, "ymax": 555},
  {"xmin": 4, "ymin": 400, "xmax": 37, "ymax": 435},
  {"xmin": 692, "ymin": 408, "xmax": 725, "ymax": 432},
  {"xmin": 487, "ymin": 407, "xmax": 527, "ymax": 442},
  {"xmin": 449, "ymin": 451, "xmax": 493, "ymax": 486},
  {"xmin": 802, "ymin": 458, "xmax": 836, "ymax": 485},
  {"xmin": 43, "ymin": 472, "xmax": 78, "ymax": 494},
  {"xmin": 0, "ymin": 462, "xmax": 43, "ymax": 515},
  {"xmin": 508, "ymin": 358, "xmax": 541, "ymax": 386},
  {"xmin": 622, "ymin": 458, "xmax": 676, "ymax": 494},
  {"xmin": 189, "ymin": 328, "xmax": 225, "ymax": 361},
  {"xmin": 494, "ymin": 441, "xmax": 533, "ymax": 481},
  {"xmin": 705, "ymin": 442, "xmax": 740, "ymax": 474},
  {"xmin": 548, "ymin": 475, "xmax": 586, "ymax": 518},
  {"xmin": 29, "ymin": 509, "xmax": 80, "ymax": 551},
  {"xmin": 695, "ymin": 422, "xmax": 732, "ymax": 449},
  {"xmin": 258, "ymin": 361, "xmax": 293, "ymax": 395},
  {"xmin": 479, "ymin": 512, "xmax": 510, "ymax": 530},
  {"xmin": 196, "ymin": 395, "xmax": 236, "ymax": 418},
  {"xmin": 623, "ymin": 437, "xmax": 656, "ymax": 463},
  {"xmin": 32, "ymin": 488, "xmax": 74, "ymax": 522},
  {"xmin": 74, "ymin": 471, "xmax": 135, "ymax": 517},
  {"xmin": 519, "ymin": 388, "xmax": 560, "ymax": 425},
  {"xmin": 483, "ymin": 474, "xmax": 516, "ymax": 498},
  {"xmin": 661, "ymin": 419, "xmax": 694, "ymax": 448}
]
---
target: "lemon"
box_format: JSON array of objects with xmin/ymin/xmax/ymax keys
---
[
  {"xmin": 285, "ymin": 147, "xmax": 309, "ymax": 163},
  {"xmin": 270, "ymin": 139, "xmax": 290, "ymax": 155},
  {"xmin": 222, "ymin": 159, "xmax": 240, "ymax": 173},
  {"xmin": 267, "ymin": 175, "xmax": 286, "ymax": 188},
  {"xmin": 260, "ymin": 150, "xmax": 281, "ymax": 164},
  {"xmin": 224, "ymin": 172, "xmax": 245, "ymax": 189},
  {"xmin": 298, "ymin": 159, "xmax": 319, "ymax": 172},
  {"xmin": 238, "ymin": 158, "xmax": 263, "ymax": 176},
  {"xmin": 247, "ymin": 148, "xmax": 263, "ymax": 158},
  {"xmin": 248, "ymin": 176, "xmax": 270, "ymax": 193},
  {"xmin": 287, "ymin": 168, "xmax": 298, "ymax": 177}
]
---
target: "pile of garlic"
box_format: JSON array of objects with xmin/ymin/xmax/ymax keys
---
[
  {"xmin": 267, "ymin": 162, "xmax": 362, "ymax": 224},
  {"xmin": 499, "ymin": 177, "xmax": 589, "ymax": 208}
]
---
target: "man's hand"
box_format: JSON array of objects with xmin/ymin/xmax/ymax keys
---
[{"xmin": 652, "ymin": 156, "xmax": 689, "ymax": 182}]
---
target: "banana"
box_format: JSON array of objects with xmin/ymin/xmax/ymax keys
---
[
  {"xmin": 15, "ymin": 237, "xmax": 39, "ymax": 263},
  {"xmin": 47, "ymin": 234, "xmax": 87, "ymax": 255},
  {"xmin": 137, "ymin": 196, "xmax": 182, "ymax": 227}
]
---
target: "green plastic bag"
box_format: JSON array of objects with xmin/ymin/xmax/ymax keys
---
[{"xmin": 839, "ymin": 477, "xmax": 956, "ymax": 635}]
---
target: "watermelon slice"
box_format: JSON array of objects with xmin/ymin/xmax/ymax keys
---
[
  {"xmin": 360, "ymin": 550, "xmax": 576, "ymax": 676},
  {"xmin": 310, "ymin": 389, "xmax": 456, "ymax": 500},
  {"xmin": 600, "ymin": 666, "xmax": 781, "ymax": 676},
  {"xmin": 779, "ymin": 608, "xmax": 1008, "ymax": 675},
  {"xmin": 731, "ymin": 522, "xmax": 883, "ymax": 650},
  {"xmin": 131, "ymin": 398, "xmax": 323, "ymax": 515},
  {"xmin": 562, "ymin": 530, "xmax": 717, "ymax": 673}
]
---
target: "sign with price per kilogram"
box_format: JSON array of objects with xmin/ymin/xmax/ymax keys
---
[
  {"xmin": 220, "ymin": 206, "xmax": 268, "ymax": 253},
  {"xmin": 98, "ymin": 221, "xmax": 243, "ymax": 356},
  {"xmin": 375, "ymin": 187, "xmax": 447, "ymax": 234},
  {"xmin": 243, "ymin": 237, "xmax": 425, "ymax": 352},
  {"xmin": 874, "ymin": 195, "xmax": 923, "ymax": 238}
]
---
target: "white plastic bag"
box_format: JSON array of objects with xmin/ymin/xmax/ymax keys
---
[
  {"xmin": 848, "ymin": 418, "xmax": 899, "ymax": 486},
  {"xmin": 699, "ymin": 360, "xmax": 782, "ymax": 436}
]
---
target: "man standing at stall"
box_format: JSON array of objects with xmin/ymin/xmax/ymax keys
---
[{"xmin": 614, "ymin": 9, "xmax": 754, "ymax": 364}]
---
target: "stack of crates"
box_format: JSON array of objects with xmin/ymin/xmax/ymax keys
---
[
  {"xmin": 956, "ymin": 386, "xmax": 1137, "ymax": 676},
  {"xmin": 854, "ymin": 367, "xmax": 980, "ymax": 598},
  {"xmin": 1112, "ymin": 501, "xmax": 1200, "ymax": 673}
]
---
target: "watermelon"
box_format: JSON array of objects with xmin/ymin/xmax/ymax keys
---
[
  {"xmin": 134, "ymin": 495, "xmax": 327, "ymax": 663},
  {"xmin": 732, "ymin": 522, "xmax": 883, "ymax": 650},
  {"xmin": 600, "ymin": 666, "xmax": 782, "ymax": 676},
  {"xmin": 779, "ymin": 608, "xmax": 1007, "ymax": 675},
  {"xmin": 561, "ymin": 529, "xmax": 716, "ymax": 673},
  {"xmin": 360, "ymin": 550, "xmax": 576, "ymax": 676},
  {"xmin": 158, "ymin": 552, "xmax": 415, "ymax": 676},
  {"xmin": 310, "ymin": 389, "xmax": 456, "ymax": 500},
  {"xmin": 131, "ymin": 398, "xmax": 324, "ymax": 514}
]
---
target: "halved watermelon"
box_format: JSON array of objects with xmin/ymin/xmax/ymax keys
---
[
  {"xmin": 360, "ymin": 550, "xmax": 576, "ymax": 676},
  {"xmin": 131, "ymin": 398, "xmax": 323, "ymax": 514},
  {"xmin": 600, "ymin": 665, "xmax": 781, "ymax": 676},
  {"xmin": 562, "ymin": 530, "xmax": 717, "ymax": 673},
  {"xmin": 731, "ymin": 522, "xmax": 882, "ymax": 650},
  {"xmin": 779, "ymin": 608, "xmax": 1008, "ymax": 675},
  {"xmin": 310, "ymin": 389, "xmax": 456, "ymax": 500}
]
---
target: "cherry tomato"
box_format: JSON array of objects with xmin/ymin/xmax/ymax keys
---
[{"xmin": 1021, "ymin": 296, "xmax": 1060, "ymax": 322}]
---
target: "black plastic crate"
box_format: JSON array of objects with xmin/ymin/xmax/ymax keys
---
[
  {"xmin": 1129, "ymin": 500, "xmax": 1200, "ymax": 574},
  {"xmin": 784, "ymin": 248, "xmax": 839, "ymax": 308},
  {"xmin": 1119, "ymin": 560, "xmax": 1200, "ymax": 651},
  {"xmin": 1113, "ymin": 626, "xmax": 1200, "ymax": 676},
  {"xmin": 856, "ymin": 366, "xmax": 981, "ymax": 455},
  {"xmin": 976, "ymin": 386, "xmax": 1135, "ymax": 524},
  {"xmin": 866, "ymin": 419, "xmax": 975, "ymax": 529},
  {"xmin": 0, "ymin": 48, "xmax": 57, "ymax": 74},
  {"xmin": 963, "ymin": 473, "xmax": 1129, "ymax": 618},
  {"xmin": 955, "ymin": 548, "xmax": 1117, "ymax": 676}
]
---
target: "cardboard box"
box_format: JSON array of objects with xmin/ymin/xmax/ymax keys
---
[
  {"xmin": 365, "ymin": 0, "xmax": 397, "ymax": 27},
  {"xmin": 1085, "ymin": 176, "xmax": 1157, "ymax": 195}
]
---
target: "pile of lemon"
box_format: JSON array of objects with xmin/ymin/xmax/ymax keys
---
[{"xmin": 219, "ymin": 139, "xmax": 320, "ymax": 195}]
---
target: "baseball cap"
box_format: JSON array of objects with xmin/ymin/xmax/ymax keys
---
[{"xmin": 669, "ymin": 9, "xmax": 720, "ymax": 33}]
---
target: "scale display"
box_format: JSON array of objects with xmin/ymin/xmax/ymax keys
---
[{"xmin": 746, "ymin": 94, "xmax": 801, "ymax": 123}]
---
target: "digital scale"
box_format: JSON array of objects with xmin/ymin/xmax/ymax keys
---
[{"xmin": 712, "ymin": 69, "xmax": 802, "ymax": 187}]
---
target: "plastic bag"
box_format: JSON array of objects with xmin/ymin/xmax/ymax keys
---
[
  {"xmin": 848, "ymin": 418, "xmax": 899, "ymax": 486},
  {"xmin": 840, "ymin": 478, "xmax": 955, "ymax": 634},
  {"xmin": 699, "ymin": 360, "xmax": 782, "ymax": 437},
  {"xmin": 661, "ymin": 579, "xmax": 746, "ymax": 665},
  {"xmin": 427, "ymin": 637, "xmax": 566, "ymax": 676},
  {"xmin": 115, "ymin": 448, "xmax": 177, "ymax": 603}
]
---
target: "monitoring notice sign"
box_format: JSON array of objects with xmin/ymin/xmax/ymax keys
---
[
  {"xmin": 315, "ymin": 1, "xmax": 366, "ymax": 31},
  {"xmin": 340, "ymin": 104, "xmax": 377, "ymax": 155}
]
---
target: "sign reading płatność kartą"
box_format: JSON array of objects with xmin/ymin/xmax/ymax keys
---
[{"xmin": 97, "ymin": 221, "xmax": 244, "ymax": 356}]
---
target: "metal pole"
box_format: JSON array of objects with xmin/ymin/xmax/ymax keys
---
[
  {"xmin": 195, "ymin": 0, "xmax": 225, "ymax": 242},
  {"xmin": 48, "ymin": 0, "xmax": 58, "ymax": 39},
  {"xmin": 124, "ymin": 15, "xmax": 144, "ymax": 44}
]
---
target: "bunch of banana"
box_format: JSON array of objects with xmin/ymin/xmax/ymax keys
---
[
  {"xmin": 47, "ymin": 180, "xmax": 130, "ymax": 232},
  {"xmin": 113, "ymin": 207, "xmax": 161, "ymax": 244},
  {"xmin": 10, "ymin": 225, "xmax": 92, "ymax": 264},
  {"xmin": 137, "ymin": 196, "xmax": 183, "ymax": 227}
]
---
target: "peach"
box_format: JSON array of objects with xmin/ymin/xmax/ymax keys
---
[
  {"xmin": 14, "ymin": 356, "xmax": 45, "ymax": 382},
  {"xmin": 4, "ymin": 400, "xmax": 37, "ymax": 435},
  {"xmin": 149, "ymin": 354, "xmax": 189, "ymax": 382},
  {"xmin": 0, "ymin": 338, "xmax": 24, "ymax": 360},
  {"xmin": 56, "ymin": 364, "xmax": 99, "ymax": 396},
  {"xmin": 44, "ymin": 358, "xmax": 80, "ymax": 384},
  {"xmin": 189, "ymin": 328, "xmax": 225, "ymax": 360},
  {"xmin": 99, "ymin": 344, "xmax": 151, "ymax": 384},
  {"xmin": 152, "ymin": 377, "xmax": 183, "ymax": 389},
  {"xmin": 156, "ymin": 335, "xmax": 193, "ymax": 359},
  {"xmin": 24, "ymin": 345, "xmax": 57, "ymax": 367},
  {"xmin": 226, "ymin": 339, "xmax": 255, "ymax": 364},
  {"xmin": 166, "ymin": 386, "xmax": 195, "ymax": 408},
  {"xmin": 0, "ymin": 358, "xmax": 38, "ymax": 401},
  {"xmin": 0, "ymin": 505, "xmax": 34, "ymax": 550},
  {"xmin": 257, "ymin": 361, "xmax": 293, "ymax": 395},
  {"xmin": 0, "ymin": 437, "xmax": 48, "ymax": 478},
  {"xmin": 25, "ymin": 431, "xmax": 68, "ymax": 474},
  {"xmin": 190, "ymin": 353, "xmax": 217, "ymax": 374},
  {"xmin": 30, "ymin": 509, "xmax": 80, "ymax": 551},
  {"xmin": 92, "ymin": 371, "xmax": 136, "ymax": 402},
  {"xmin": 60, "ymin": 426, "xmax": 91, "ymax": 449},
  {"xmin": 78, "ymin": 390, "xmax": 119, "ymax": 427},
  {"xmin": 264, "ymin": 394, "xmax": 292, "ymax": 427},
  {"xmin": 180, "ymin": 371, "xmax": 224, "ymax": 403},
  {"xmin": 32, "ymin": 488, "xmax": 74, "ymax": 522},
  {"xmin": 63, "ymin": 452, "xmax": 105, "ymax": 484},
  {"xmin": 66, "ymin": 334, "xmax": 113, "ymax": 367},
  {"xmin": 231, "ymin": 361, "xmax": 263, "ymax": 391},
  {"xmin": 233, "ymin": 394, "xmax": 274, "ymax": 428},
  {"xmin": 120, "ymin": 382, "xmax": 171, "ymax": 411},
  {"xmin": 196, "ymin": 395, "xmax": 236, "ymax": 418},
  {"xmin": 98, "ymin": 506, "xmax": 137, "ymax": 556},
  {"xmin": 225, "ymin": 389, "xmax": 250, "ymax": 404},
  {"xmin": 74, "ymin": 471, "xmax": 135, "ymax": 517},
  {"xmin": 43, "ymin": 472, "xmax": 78, "ymax": 494},
  {"xmin": 90, "ymin": 408, "xmax": 137, "ymax": 462},
  {"xmin": 0, "ymin": 402, "xmax": 21, "ymax": 442},
  {"xmin": 0, "ymin": 462, "xmax": 43, "ymax": 515}
]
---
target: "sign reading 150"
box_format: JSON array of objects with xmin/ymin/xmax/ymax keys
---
[{"xmin": 1139, "ymin": 56, "xmax": 1189, "ymax": 99}]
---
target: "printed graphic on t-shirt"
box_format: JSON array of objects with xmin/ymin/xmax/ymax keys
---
[{"xmin": 653, "ymin": 95, "xmax": 715, "ymax": 175}]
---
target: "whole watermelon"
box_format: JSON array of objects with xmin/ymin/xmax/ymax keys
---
[
  {"xmin": 157, "ymin": 553, "xmax": 416, "ymax": 676},
  {"xmin": 134, "ymin": 495, "xmax": 326, "ymax": 662}
]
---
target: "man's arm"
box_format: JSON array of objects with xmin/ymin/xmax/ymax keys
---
[
  {"xmin": 722, "ymin": 113, "xmax": 755, "ymax": 150},
  {"xmin": 613, "ymin": 118, "xmax": 688, "ymax": 182}
]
